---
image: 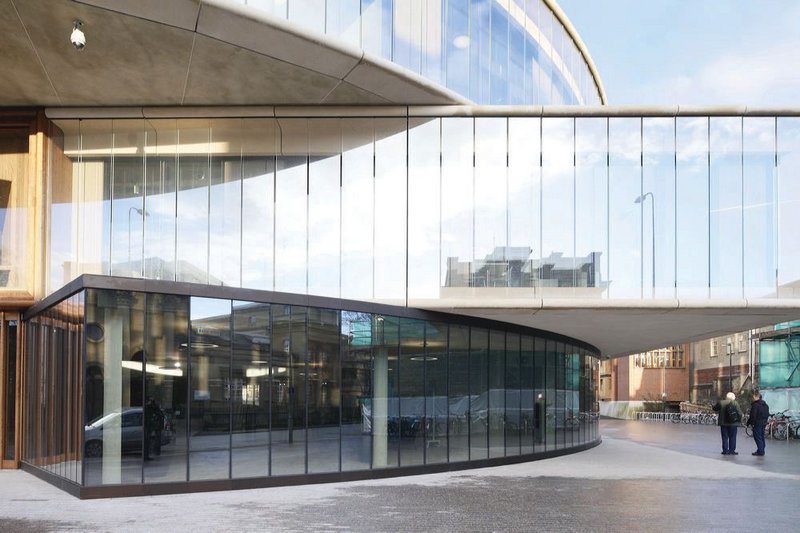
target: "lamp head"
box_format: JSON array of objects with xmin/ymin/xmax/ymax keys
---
[{"xmin": 70, "ymin": 20, "xmax": 86, "ymax": 51}]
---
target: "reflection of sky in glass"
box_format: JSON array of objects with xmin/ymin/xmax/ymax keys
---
[
  {"xmin": 51, "ymin": 115, "xmax": 800, "ymax": 304},
  {"xmin": 236, "ymin": 0, "xmax": 599, "ymax": 105}
]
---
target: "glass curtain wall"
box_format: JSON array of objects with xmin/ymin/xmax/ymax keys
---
[
  {"xmin": 24, "ymin": 287, "xmax": 599, "ymax": 488},
  {"xmin": 47, "ymin": 115, "xmax": 798, "ymax": 304},
  {"xmin": 235, "ymin": 0, "xmax": 602, "ymax": 105}
]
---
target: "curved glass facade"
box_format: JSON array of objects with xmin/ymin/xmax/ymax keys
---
[
  {"xmin": 234, "ymin": 0, "xmax": 602, "ymax": 105},
  {"xmin": 47, "ymin": 114, "xmax": 800, "ymax": 306},
  {"xmin": 23, "ymin": 281, "xmax": 598, "ymax": 492}
]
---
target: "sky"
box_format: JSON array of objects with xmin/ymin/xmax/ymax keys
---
[{"xmin": 558, "ymin": 0, "xmax": 800, "ymax": 106}]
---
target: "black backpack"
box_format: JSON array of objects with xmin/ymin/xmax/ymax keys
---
[{"xmin": 725, "ymin": 402, "xmax": 741, "ymax": 424}]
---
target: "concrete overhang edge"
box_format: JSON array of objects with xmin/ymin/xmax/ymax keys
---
[{"xmin": 44, "ymin": 105, "xmax": 800, "ymax": 120}]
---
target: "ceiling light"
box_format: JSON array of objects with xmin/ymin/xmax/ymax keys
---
[{"xmin": 70, "ymin": 20, "xmax": 86, "ymax": 51}]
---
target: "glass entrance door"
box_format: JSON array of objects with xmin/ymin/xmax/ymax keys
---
[{"xmin": 1, "ymin": 314, "xmax": 20, "ymax": 468}]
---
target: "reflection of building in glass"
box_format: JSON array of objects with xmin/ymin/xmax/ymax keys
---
[{"xmin": 445, "ymin": 248, "xmax": 604, "ymax": 289}]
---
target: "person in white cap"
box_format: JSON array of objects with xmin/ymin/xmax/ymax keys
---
[{"xmin": 713, "ymin": 391, "xmax": 742, "ymax": 455}]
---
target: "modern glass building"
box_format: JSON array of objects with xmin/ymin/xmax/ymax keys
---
[{"xmin": 1, "ymin": 0, "xmax": 799, "ymax": 498}]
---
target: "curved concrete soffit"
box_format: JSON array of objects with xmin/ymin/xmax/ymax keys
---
[
  {"xmin": 544, "ymin": 0, "xmax": 607, "ymax": 104},
  {"xmin": 72, "ymin": 0, "xmax": 469, "ymax": 106}
]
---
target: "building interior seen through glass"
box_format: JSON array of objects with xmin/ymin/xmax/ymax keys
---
[
  {"xmin": 236, "ymin": 0, "xmax": 601, "ymax": 105},
  {"xmin": 47, "ymin": 116, "xmax": 800, "ymax": 304},
  {"xmin": 23, "ymin": 287, "xmax": 598, "ymax": 486}
]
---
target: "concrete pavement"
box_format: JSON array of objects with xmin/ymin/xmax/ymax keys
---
[{"xmin": 1, "ymin": 419, "xmax": 797, "ymax": 532}]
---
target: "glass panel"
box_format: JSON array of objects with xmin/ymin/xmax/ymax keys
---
[
  {"xmin": 0, "ymin": 127, "xmax": 27, "ymax": 290},
  {"xmin": 520, "ymin": 335, "xmax": 534, "ymax": 454},
  {"xmin": 144, "ymin": 293, "xmax": 189, "ymax": 484},
  {"xmin": 709, "ymin": 117, "xmax": 743, "ymax": 298},
  {"xmin": 523, "ymin": 0, "xmax": 540, "ymax": 104},
  {"xmin": 538, "ymin": 6, "xmax": 553, "ymax": 103},
  {"xmin": 271, "ymin": 305, "xmax": 307, "ymax": 476},
  {"xmin": 441, "ymin": 118, "xmax": 473, "ymax": 290},
  {"xmin": 374, "ymin": 119, "xmax": 407, "ymax": 304},
  {"xmin": 777, "ymin": 117, "xmax": 800, "ymax": 297},
  {"xmin": 48, "ymin": 120, "xmax": 74, "ymax": 292},
  {"xmin": 555, "ymin": 342, "xmax": 565, "ymax": 449},
  {"xmin": 508, "ymin": 12, "xmax": 525, "ymax": 104},
  {"xmin": 642, "ymin": 118, "xmax": 676, "ymax": 298},
  {"xmin": 676, "ymin": 117, "xmax": 709, "ymax": 298},
  {"xmin": 308, "ymin": 119, "xmax": 341, "ymax": 299},
  {"xmin": 393, "ymin": 0, "xmax": 422, "ymax": 74},
  {"xmin": 445, "ymin": 0, "xmax": 470, "ymax": 97},
  {"xmin": 241, "ymin": 119, "xmax": 276, "ymax": 291},
  {"xmin": 448, "ymin": 324, "xmax": 470, "ymax": 462},
  {"xmin": 78, "ymin": 121, "xmax": 112, "ymax": 277},
  {"xmin": 420, "ymin": 0, "xmax": 443, "ymax": 85},
  {"xmin": 504, "ymin": 332, "xmax": 520, "ymax": 456},
  {"xmin": 231, "ymin": 301, "xmax": 270, "ymax": 479},
  {"xmin": 275, "ymin": 119, "xmax": 308, "ymax": 295},
  {"xmin": 144, "ymin": 119, "xmax": 177, "ymax": 282},
  {"xmin": 307, "ymin": 308, "xmax": 340, "ymax": 474},
  {"xmin": 488, "ymin": 330, "xmax": 504, "ymax": 458},
  {"xmin": 474, "ymin": 118, "xmax": 508, "ymax": 289},
  {"xmin": 208, "ymin": 119, "xmax": 242, "ymax": 287},
  {"xmin": 608, "ymin": 118, "xmax": 642, "ymax": 298},
  {"xmin": 408, "ymin": 118, "xmax": 441, "ymax": 301},
  {"xmin": 469, "ymin": 327, "xmax": 488, "ymax": 460},
  {"xmin": 398, "ymin": 318, "xmax": 425, "ymax": 466},
  {"xmin": 341, "ymin": 311, "xmax": 373, "ymax": 472},
  {"xmin": 189, "ymin": 297, "xmax": 231, "ymax": 481},
  {"xmin": 361, "ymin": 0, "xmax": 393, "ymax": 58},
  {"xmin": 341, "ymin": 119, "xmax": 374, "ymax": 300},
  {"xmin": 489, "ymin": 2, "xmax": 509, "ymax": 104},
  {"xmin": 541, "ymin": 118, "xmax": 574, "ymax": 296},
  {"xmin": 533, "ymin": 337, "xmax": 545, "ymax": 451},
  {"xmin": 425, "ymin": 321, "xmax": 448, "ymax": 464},
  {"xmin": 288, "ymin": 0, "xmax": 325, "ymax": 35},
  {"xmin": 109, "ymin": 120, "xmax": 145, "ymax": 278},
  {"xmin": 4, "ymin": 321, "xmax": 17, "ymax": 460},
  {"xmin": 469, "ymin": 0, "xmax": 491, "ymax": 103},
  {"xmin": 326, "ymin": 0, "xmax": 361, "ymax": 46},
  {"xmin": 373, "ymin": 314, "xmax": 399, "ymax": 468},
  {"xmin": 743, "ymin": 117, "xmax": 776, "ymax": 298},
  {"xmin": 545, "ymin": 340, "xmax": 555, "ymax": 449},
  {"xmin": 575, "ymin": 118, "xmax": 608, "ymax": 298},
  {"xmin": 508, "ymin": 117, "xmax": 540, "ymax": 291},
  {"xmin": 176, "ymin": 120, "xmax": 210, "ymax": 284},
  {"xmin": 74, "ymin": 292, "xmax": 85, "ymax": 483},
  {"xmin": 84, "ymin": 289, "xmax": 145, "ymax": 486}
]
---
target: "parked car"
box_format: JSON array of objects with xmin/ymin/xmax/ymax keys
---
[{"xmin": 84, "ymin": 407, "xmax": 171, "ymax": 458}]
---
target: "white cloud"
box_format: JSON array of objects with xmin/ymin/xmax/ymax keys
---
[{"xmin": 648, "ymin": 39, "xmax": 800, "ymax": 106}]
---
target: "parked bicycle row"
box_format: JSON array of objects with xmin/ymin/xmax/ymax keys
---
[
  {"xmin": 636, "ymin": 412, "xmax": 718, "ymax": 425},
  {"xmin": 744, "ymin": 410, "xmax": 800, "ymax": 440}
]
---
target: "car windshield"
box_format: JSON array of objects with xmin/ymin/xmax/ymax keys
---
[{"xmin": 87, "ymin": 409, "xmax": 139, "ymax": 428}]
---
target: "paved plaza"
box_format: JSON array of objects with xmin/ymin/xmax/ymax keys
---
[{"xmin": 1, "ymin": 419, "xmax": 798, "ymax": 532}]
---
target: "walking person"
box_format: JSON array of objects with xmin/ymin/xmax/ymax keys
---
[
  {"xmin": 713, "ymin": 392, "xmax": 742, "ymax": 455},
  {"xmin": 747, "ymin": 391, "xmax": 769, "ymax": 456}
]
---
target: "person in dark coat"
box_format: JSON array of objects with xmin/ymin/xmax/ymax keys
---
[
  {"xmin": 712, "ymin": 392, "xmax": 741, "ymax": 455},
  {"xmin": 747, "ymin": 391, "xmax": 770, "ymax": 456}
]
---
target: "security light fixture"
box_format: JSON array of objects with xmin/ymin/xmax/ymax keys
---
[{"xmin": 70, "ymin": 20, "xmax": 86, "ymax": 50}]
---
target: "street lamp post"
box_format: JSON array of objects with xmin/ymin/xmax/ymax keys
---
[
  {"xmin": 127, "ymin": 206, "xmax": 148, "ymax": 269},
  {"xmin": 634, "ymin": 192, "xmax": 655, "ymax": 296},
  {"xmin": 726, "ymin": 338, "xmax": 733, "ymax": 392}
]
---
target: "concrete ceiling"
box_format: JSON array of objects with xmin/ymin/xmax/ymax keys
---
[
  {"xmin": 417, "ymin": 300, "xmax": 800, "ymax": 358},
  {"xmin": 2, "ymin": 0, "xmax": 467, "ymax": 106}
]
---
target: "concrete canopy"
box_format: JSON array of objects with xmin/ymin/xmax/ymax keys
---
[
  {"xmin": 421, "ymin": 301, "xmax": 800, "ymax": 358},
  {"xmin": 2, "ymin": 0, "xmax": 467, "ymax": 106}
]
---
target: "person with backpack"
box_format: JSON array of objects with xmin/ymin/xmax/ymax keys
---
[
  {"xmin": 747, "ymin": 391, "xmax": 769, "ymax": 456},
  {"xmin": 712, "ymin": 392, "xmax": 742, "ymax": 455}
]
